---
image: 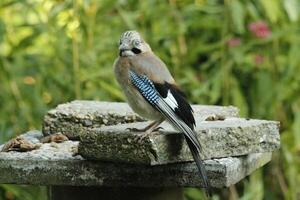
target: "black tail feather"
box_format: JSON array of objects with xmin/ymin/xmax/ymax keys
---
[{"xmin": 185, "ymin": 137, "xmax": 212, "ymax": 198}]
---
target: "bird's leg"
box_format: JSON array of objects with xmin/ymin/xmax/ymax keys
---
[
  {"xmin": 127, "ymin": 119, "xmax": 165, "ymax": 141},
  {"xmin": 137, "ymin": 119, "xmax": 165, "ymax": 141},
  {"xmin": 127, "ymin": 119, "xmax": 164, "ymax": 134},
  {"xmin": 144, "ymin": 119, "xmax": 164, "ymax": 133}
]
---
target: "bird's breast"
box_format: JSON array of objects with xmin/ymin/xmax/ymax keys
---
[{"xmin": 113, "ymin": 57, "xmax": 163, "ymax": 120}]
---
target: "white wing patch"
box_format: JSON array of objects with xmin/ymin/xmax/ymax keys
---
[{"xmin": 163, "ymin": 90, "xmax": 178, "ymax": 110}]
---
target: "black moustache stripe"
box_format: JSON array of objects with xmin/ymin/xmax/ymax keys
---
[{"xmin": 132, "ymin": 48, "xmax": 141, "ymax": 54}]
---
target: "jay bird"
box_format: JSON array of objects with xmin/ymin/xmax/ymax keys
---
[{"xmin": 114, "ymin": 30, "xmax": 211, "ymax": 197}]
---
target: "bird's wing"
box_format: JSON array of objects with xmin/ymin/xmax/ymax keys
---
[
  {"xmin": 129, "ymin": 70, "xmax": 211, "ymax": 196},
  {"xmin": 129, "ymin": 52, "xmax": 175, "ymax": 83},
  {"xmin": 153, "ymin": 82, "xmax": 195, "ymax": 130}
]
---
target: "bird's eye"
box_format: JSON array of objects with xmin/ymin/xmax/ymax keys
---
[{"xmin": 133, "ymin": 40, "xmax": 141, "ymax": 46}]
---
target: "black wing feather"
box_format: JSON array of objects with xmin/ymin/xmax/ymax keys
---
[{"xmin": 154, "ymin": 82, "xmax": 195, "ymax": 129}]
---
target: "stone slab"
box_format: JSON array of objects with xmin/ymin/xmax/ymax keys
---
[
  {"xmin": 78, "ymin": 118, "xmax": 280, "ymax": 165},
  {"xmin": 0, "ymin": 131, "xmax": 271, "ymax": 188},
  {"xmin": 42, "ymin": 100, "xmax": 239, "ymax": 139}
]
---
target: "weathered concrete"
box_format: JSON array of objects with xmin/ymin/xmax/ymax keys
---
[
  {"xmin": 42, "ymin": 100, "xmax": 239, "ymax": 139},
  {"xmin": 78, "ymin": 118, "xmax": 280, "ymax": 165},
  {"xmin": 0, "ymin": 131, "xmax": 271, "ymax": 188}
]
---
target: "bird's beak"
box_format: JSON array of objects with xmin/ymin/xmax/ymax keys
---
[
  {"xmin": 119, "ymin": 44, "xmax": 131, "ymax": 56},
  {"xmin": 119, "ymin": 49, "xmax": 125, "ymax": 56}
]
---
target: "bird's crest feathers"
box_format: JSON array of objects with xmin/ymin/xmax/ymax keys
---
[{"xmin": 120, "ymin": 31, "xmax": 142, "ymax": 42}]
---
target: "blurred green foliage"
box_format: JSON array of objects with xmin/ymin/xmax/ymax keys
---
[{"xmin": 0, "ymin": 0, "xmax": 299, "ymax": 199}]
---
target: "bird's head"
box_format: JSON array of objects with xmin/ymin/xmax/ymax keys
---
[{"xmin": 119, "ymin": 30, "xmax": 151, "ymax": 57}]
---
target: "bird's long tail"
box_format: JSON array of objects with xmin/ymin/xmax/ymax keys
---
[
  {"xmin": 154, "ymin": 99, "xmax": 212, "ymax": 197},
  {"xmin": 185, "ymin": 137, "xmax": 212, "ymax": 197}
]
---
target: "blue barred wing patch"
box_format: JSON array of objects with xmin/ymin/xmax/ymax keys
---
[{"xmin": 129, "ymin": 70, "xmax": 159, "ymax": 105}]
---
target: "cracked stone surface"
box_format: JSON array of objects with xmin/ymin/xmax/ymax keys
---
[
  {"xmin": 0, "ymin": 131, "xmax": 272, "ymax": 188},
  {"xmin": 78, "ymin": 117, "xmax": 280, "ymax": 165},
  {"xmin": 42, "ymin": 100, "xmax": 239, "ymax": 139}
]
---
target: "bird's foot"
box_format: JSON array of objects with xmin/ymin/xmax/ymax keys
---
[
  {"xmin": 152, "ymin": 127, "xmax": 164, "ymax": 132},
  {"xmin": 126, "ymin": 127, "xmax": 147, "ymax": 132},
  {"xmin": 126, "ymin": 120, "xmax": 164, "ymax": 133},
  {"xmin": 138, "ymin": 127, "xmax": 163, "ymax": 142},
  {"xmin": 126, "ymin": 120, "xmax": 164, "ymax": 142}
]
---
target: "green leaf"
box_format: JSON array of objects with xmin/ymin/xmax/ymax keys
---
[
  {"xmin": 229, "ymin": 0, "xmax": 245, "ymax": 33},
  {"xmin": 0, "ymin": 19, "xmax": 5, "ymax": 43},
  {"xmin": 283, "ymin": 0, "xmax": 299, "ymax": 21},
  {"xmin": 259, "ymin": 0, "xmax": 282, "ymax": 23},
  {"xmin": 231, "ymin": 76, "xmax": 248, "ymax": 116}
]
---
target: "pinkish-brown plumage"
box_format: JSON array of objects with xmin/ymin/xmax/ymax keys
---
[{"xmin": 113, "ymin": 31, "xmax": 211, "ymax": 196}]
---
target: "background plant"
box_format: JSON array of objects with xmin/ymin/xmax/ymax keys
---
[{"xmin": 0, "ymin": 0, "xmax": 299, "ymax": 199}]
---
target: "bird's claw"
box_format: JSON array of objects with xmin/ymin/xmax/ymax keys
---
[
  {"xmin": 153, "ymin": 127, "xmax": 164, "ymax": 132},
  {"xmin": 138, "ymin": 128, "xmax": 163, "ymax": 142},
  {"xmin": 126, "ymin": 126, "xmax": 163, "ymax": 142},
  {"xmin": 126, "ymin": 127, "xmax": 145, "ymax": 132}
]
